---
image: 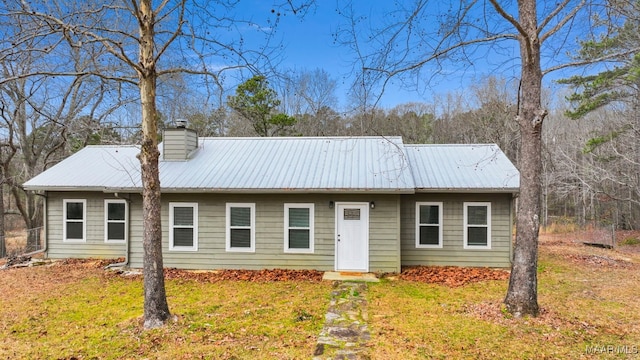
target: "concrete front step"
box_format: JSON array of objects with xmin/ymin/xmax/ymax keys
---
[{"xmin": 322, "ymin": 271, "xmax": 380, "ymax": 282}]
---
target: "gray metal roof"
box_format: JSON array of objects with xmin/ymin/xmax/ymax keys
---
[
  {"xmin": 24, "ymin": 137, "xmax": 416, "ymax": 193},
  {"xmin": 23, "ymin": 138, "xmax": 519, "ymax": 193},
  {"xmin": 405, "ymin": 144, "xmax": 520, "ymax": 192},
  {"xmin": 23, "ymin": 145, "xmax": 142, "ymax": 191}
]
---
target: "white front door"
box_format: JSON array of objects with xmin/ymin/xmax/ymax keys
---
[{"xmin": 335, "ymin": 203, "xmax": 369, "ymax": 272}]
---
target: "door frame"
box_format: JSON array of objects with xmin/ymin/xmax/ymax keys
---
[{"xmin": 334, "ymin": 202, "xmax": 369, "ymax": 272}]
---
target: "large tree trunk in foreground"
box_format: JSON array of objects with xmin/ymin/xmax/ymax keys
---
[
  {"xmin": 0, "ymin": 182, "xmax": 5, "ymax": 258},
  {"xmin": 138, "ymin": 0, "xmax": 170, "ymax": 329},
  {"xmin": 504, "ymin": 0, "xmax": 545, "ymax": 317}
]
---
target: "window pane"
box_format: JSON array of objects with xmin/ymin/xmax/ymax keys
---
[
  {"xmin": 467, "ymin": 206, "xmax": 488, "ymax": 225},
  {"xmin": 173, "ymin": 207, "xmax": 194, "ymax": 226},
  {"xmin": 467, "ymin": 227, "xmax": 488, "ymax": 246},
  {"xmin": 289, "ymin": 229, "xmax": 310, "ymax": 249},
  {"xmin": 230, "ymin": 229, "xmax": 251, "ymax": 248},
  {"xmin": 289, "ymin": 208, "xmax": 309, "ymax": 227},
  {"xmin": 419, "ymin": 226, "xmax": 439, "ymax": 245},
  {"xmin": 107, "ymin": 223, "xmax": 125, "ymax": 241},
  {"xmin": 108, "ymin": 203, "xmax": 125, "ymax": 221},
  {"xmin": 344, "ymin": 208, "xmax": 360, "ymax": 220},
  {"xmin": 67, "ymin": 222, "xmax": 83, "ymax": 239},
  {"xmin": 230, "ymin": 207, "xmax": 251, "ymax": 227},
  {"xmin": 419, "ymin": 205, "xmax": 439, "ymax": 225},
  {"xmin": 66, "ymin": 202, "xmax": 84, "ymax": 220},
  {"xmin": 173, "ymin": 228, "xmax": 194, "ymax": 247}
]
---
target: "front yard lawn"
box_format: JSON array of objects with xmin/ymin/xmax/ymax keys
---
[
  {"xmin": 0, "ymin": 262, "xmax": 331, "ymax": 359},
  {"xmin": 367, "ymin": 236, "xmax": 640, "ymax": 359},
  {"xmin": 1, "ymin": 234, "xmax": 639, "ymax": 359}
]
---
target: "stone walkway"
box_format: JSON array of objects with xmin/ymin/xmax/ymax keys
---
[{"xmin": 313, "ymin": 281, "xmax": 371, "ymax": 360}]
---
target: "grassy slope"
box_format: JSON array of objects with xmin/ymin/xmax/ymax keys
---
[
  {"xmin": 1, "ymin": 237, "xmax": 639, "ymax": 359},
  {"xmin": 0, "ymin": 265, "xmax": 331, "ymax": 359},
  {"xmin": 367, "ymin": 240, "xmax": 640, "ymax": 359}
]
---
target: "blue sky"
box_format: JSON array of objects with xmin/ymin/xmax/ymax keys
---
[
  {"xmin": 270, "ymin": 1, "xmax": 471, "ymax": 108},
  {"xmin": 224, "ymin": 1, "xmax": 477, "ymax": 109},
  {"xmin": 228, "ymin": 1, "xmax": 590, "ymax": 111}
]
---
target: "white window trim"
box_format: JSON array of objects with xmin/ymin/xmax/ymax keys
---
[
  {"xmin": 63, "ymin": 199, "xmax": 87, "ymax": 243},
  {"xmin": 104, "ymin": 199, "xmax": 127, "ymax": 243},
  {"xmin": 284, "ymin": 203, "xmax": 315, "ymax": 253},
  {"xmin": 463, "ymin": 202, "xmax": 491, "ymax": 249},
  {"xmin": 169, "ymin": 202, "xmax": 198, "ymax": 251},
  {"xmin": 226, "ymin": 203, "xmax": 256, "ymax": 252},
  {"xmin": 415, "ymin": 202, "xmax": 443, "ymax": 249}
]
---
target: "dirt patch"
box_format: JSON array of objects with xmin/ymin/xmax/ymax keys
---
[
  {"xmin": 540, "ymin": 231, "xmax": 640, "ymax": 268},
  {"xmin": 462, "ymin": 301, "xmax": 599, "ymax": 336},
  {"xmin": 540, "ymin": 229, "xmax": 640, "ymax": 255},
  {"xmin": 563, "ymin": 254, "xmax": 635, "ymax": 268},
  {"xmin": 397, "ymin": 266, "xmax": 510, "ymax": 287},
  {"xmin": 163, "ymin": 267, "xmax": 324, "ymax": 282},
  {"xmin": 58, "ymin": 257, "xmax": 123, "ymax": 268},
  {"xmin": 3, "ymin": 258, "xmax": 325, "ymax": 283}
]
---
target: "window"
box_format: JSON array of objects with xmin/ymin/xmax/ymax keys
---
[
  {"xmin": 63, "ymin": 199, "xmax": 86, "ymax": 242},
  {"xmin": 226, "ymin": 203, "xmax": 255, "ymax": 252},
  {"xmin": 284, "ymin": 204, "xmax": 314, "ymax": 253},
  {"xmin": 464, "ymin": 202, "xmax": 491, "ymax": 249},
  {"xmin": 416, "ymin": 202, "xmax": 443, "ymax": 248},
  {"xmin": 343, "ymin": 208, "xmax": 361, "ymax": 220},
  {"xmin": 105, "ymin": 200, "xmax": 127, "ymax": 243},
  {"xmin": 169, "ymin": 202, "xmax": 198, "ymax": 251}
]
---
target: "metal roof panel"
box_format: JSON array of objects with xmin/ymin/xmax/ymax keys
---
[
  {"xmin": 405, "ymin": 144, "xmax": 519, "ymax": 191},
  {"xmin": 24, "ymin": 138, "xmax": 519, "ymax": 193},
  {"xmin": 25, "ymin": 137, "xmax": 416, "ymax": 192}
]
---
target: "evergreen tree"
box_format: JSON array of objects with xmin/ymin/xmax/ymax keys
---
[
  {"xmin": 559, "ymin": 1, "xmax": 640, "ymax": 119},
  {"xmin": 228, "ymin": 75, "xmax": 296, "ymax": 136}
]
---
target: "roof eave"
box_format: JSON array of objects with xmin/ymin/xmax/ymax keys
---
[
  {"xmin": 23, "ymin": 186, "xmax": 111, "ymax": 192},
  {"xmin": 415, "ymin": 187, "xmax": 520, "ymax": 194},
  {"xmin": 26, "ymin": 186, "xmax": 518, "ymax": 194},
  {"xmin": 157, "ymin": 187, "xmax": 416, "ymax": 194}
]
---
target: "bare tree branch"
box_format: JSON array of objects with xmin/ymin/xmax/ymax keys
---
[
  {"xmin": 540, "ymin": 0, "xmax": 586, "ymax": 43},
  {"xmin": 538, "ymin": 0, "xmax": 572, "ymax": 36},
  {"xmin": 543, "ymin": 47, "xmax": 640, "ymax": 75},
  {"xmin": 488, "ymin": 0, "xmax": 527, "ymax": 37}
]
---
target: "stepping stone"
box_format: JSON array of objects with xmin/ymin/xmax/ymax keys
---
[{"xmin": 314, "ymin": 282, "xmax": 371, "ymax": 359}]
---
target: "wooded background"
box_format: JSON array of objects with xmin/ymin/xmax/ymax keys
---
[{"xmin": 0, "ymin": 0, "xmax": 638, "ymax": 251}]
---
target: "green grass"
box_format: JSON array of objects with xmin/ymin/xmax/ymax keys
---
[
  {"xmin": 0, "ymin": 267, "xmax": 331, "ymax": 359},
  {"xmin": 2, "ymin": 244, "xmax": 639, "ymax": 359},
  {"xmin": 366, "ymin": 248, "xmax": 640, "ymax": 359},
  {"xmin": 621, "ymin": 236, "xmax": 640, "ymax": 246}
]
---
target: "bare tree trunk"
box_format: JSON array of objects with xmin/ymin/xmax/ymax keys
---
[
  {"xmin": 504, "ymin": 0, "xmax": 545, "ymax": 317},
  {"xmin": 4, "ymin": 0, "xmax": 307, "ymax": 330},
  {"xmin": 139, "ymin": 0, "xmax": 170, "ymax": 329},
  {"xmin": 0, "ymin": 181, "xmax": 5, "ymax": 258}
]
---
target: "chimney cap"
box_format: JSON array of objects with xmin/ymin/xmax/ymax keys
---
[{"xmin": 175, "ymin": 119, "xmax": 188, "ymax": 128}]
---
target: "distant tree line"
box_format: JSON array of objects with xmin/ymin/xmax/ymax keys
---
[
  {"xmin": 0, "ymin": 0, "xmax": 638, "ymax": 323},
  {"xmin": 1, "ymin": 64, "xmax": 638, "ymax": 256}
]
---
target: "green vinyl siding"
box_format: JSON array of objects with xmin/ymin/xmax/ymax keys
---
[
  {"xmin": 401, "ymin": 193, "xmax": 513, "ymax": 268},
  {"xmin": 45, "ymin": 192, "xmax": 128, "ymax": 259},
  {"xmin": 127, "ymin": 193, "xmax": 401, "ymax": 272},
  {"xmin": 44, "ymin": 191, "xmax": 512, "ymax": 271}
]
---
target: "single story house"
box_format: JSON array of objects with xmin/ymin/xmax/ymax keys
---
[{"xmin": 23, "ymin": 128, "xmax": 519, "ymax": 273}]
